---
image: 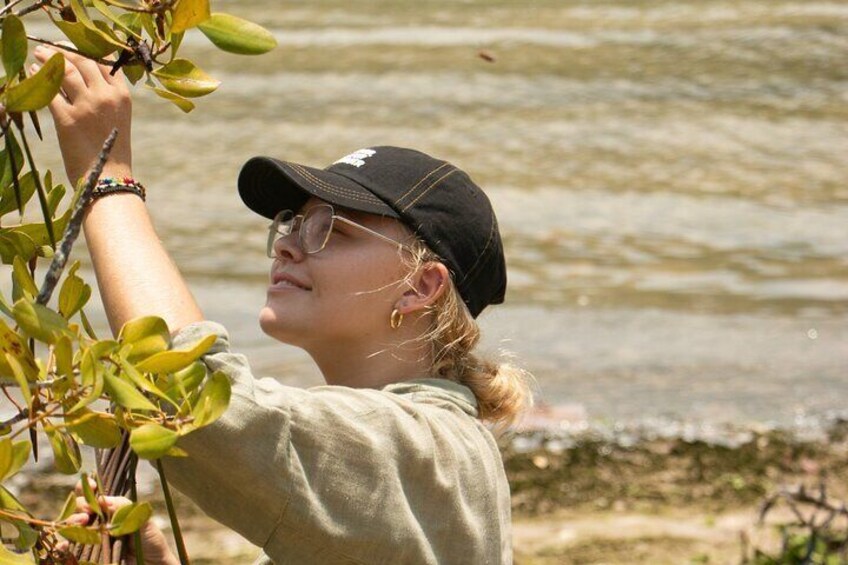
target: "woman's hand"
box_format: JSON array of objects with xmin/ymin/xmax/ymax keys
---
[
  {"xmin": 32, "ymin": 45, "xmax": 133, "ymax": 186},
  {"xmin": 63, "ymin": 488, "xmax": 179, "ymax": 565}
]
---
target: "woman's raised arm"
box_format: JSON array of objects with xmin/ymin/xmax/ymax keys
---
[{"xmin": 32, "ymin": 45, "xmax": 203, "ymax": 335}]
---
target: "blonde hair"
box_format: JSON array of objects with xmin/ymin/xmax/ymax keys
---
[{"xmin": 404, "ymin": 241, "xmax": 534, "ymax": 429}]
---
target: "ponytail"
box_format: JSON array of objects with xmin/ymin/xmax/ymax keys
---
[{"xmin": 406, "ymin": 242, "xmax": 534, "ymax": 428}]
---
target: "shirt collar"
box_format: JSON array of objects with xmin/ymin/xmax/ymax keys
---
[{"xmin": 381, "ymin": 378, "xmax": 479, "ymax": 417}]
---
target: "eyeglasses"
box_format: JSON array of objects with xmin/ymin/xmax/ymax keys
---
[{"xmin": 267, "ymin": 203, "xmax": 410, "ymax": 257}]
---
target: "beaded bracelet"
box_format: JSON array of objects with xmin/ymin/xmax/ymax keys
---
[{"xmin": 91, "ymin": 177, "xmax": 146, "ymax": 201}]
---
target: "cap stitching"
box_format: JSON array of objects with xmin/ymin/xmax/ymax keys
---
[
  {"xmin": 288, "ymin": 164, "xmax": 380, "ymax": 204},
  {"xmin": 395, "ymin": 163, "xmax": 451, "ymax": 206},
  {"xmin": 458, "ymin": 213, "xmax": 496, "ymax": 286},
  {"xmin": 286, "ymin": 164, "xmax": 383, "ymax": 205},
  {"xmin": 400, "ymin": 169, "xmax": 457, "ymax": 212}
]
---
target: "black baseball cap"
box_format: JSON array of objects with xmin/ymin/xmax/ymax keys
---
[{"xmin": 238, "ymin": 146, "xmax": 506, "ymax": 318}]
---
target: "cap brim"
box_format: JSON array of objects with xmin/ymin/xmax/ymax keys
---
[{"xmin": 238, "ymin": 156, "xmax": 399, "ymax": 220}]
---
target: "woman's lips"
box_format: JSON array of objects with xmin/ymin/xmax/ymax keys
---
[{"xmin": 270, "ymin": 273, "xmax": 311, "ymax": 291}]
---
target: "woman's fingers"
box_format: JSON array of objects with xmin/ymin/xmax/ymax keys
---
[
  {"xmin": 65, "ymin": 512, "xmax": 91, "ymax": 526},
  {"xmin": 33, "ymin": 46, "xmax": 85, "ymax": 104}
]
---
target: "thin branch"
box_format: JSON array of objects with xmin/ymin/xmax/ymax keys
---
[
  {"xmin": 0, "ymin": 377, "xmax": 59, "ymax": 389},
  {"xmin": 25, "ymin": 35, "xmax": 114, "ymax": 66},
  {"xmin": 0, "ymin": 0, "xmax": 28, "ymax": 18},
  {"xmin": 37, "ymin": 128, "xmax": 118, "ymax": 306},
  {"xmin": 98, "ymin": 0, "xmax": 173, "ymax": 14},
  {"xmin": 0, "ymin": 408, "xmax": 28, "ymax": 429},
  {"xmin": 12, "ymin": 0, "xmax": 51, "ymax": 17}
]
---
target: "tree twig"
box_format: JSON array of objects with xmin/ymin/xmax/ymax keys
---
[
  {"xmin": 37, "ymin": 128, "xmax": 118, "ymax": 306},
  {"xmin": 14, "ymin": 0, "xmax": 53, "ymax": 18},
  {"xmin": 25, "ymin": 35, "xmax": 114, "ymax": 66},
  {"xmin": 0, "ymin": 0, "xmax": 28, "ymax": 18},
  {"xmin": 0, "ymin": 407, "xmax": 28, "ymax": 429}
]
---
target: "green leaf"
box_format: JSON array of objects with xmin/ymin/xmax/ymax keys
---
[
  {"xmin": 152, "ymin": 58, "xmax": 219, "ymax": 98},
  {"xmin": 116, "ymin": 11, "xmax": 143, "ymax": 36},
  {"xmin": 0, "ymin": 318, "xmax": 38, "ymax": 382},
  {"xmin": 13, "ymin": 299, "xmax": 72, "ymax": 344},
  {"xmin": 164, "ymin": 360, "xmax": 206, "ymax": 401},
  {"xmin": 58, "ymin": 261, "xmax": 91, "ymax": 319},
  {"xmin": 0, "ymin": 485, "xmax": 38, "ymax": 553},
  {"xmin": 11, "ymin": 255, "xmax": 37, "ymax": 300},
  {"xmin": 47, "ymin": 183, "xmax": 66, "ymax": 216},
  {"xmin": 190, "ymin": 371, "xmax": 230, "ymax": 429},
  {"xmin": 118, "ymin": 356, "xmax": 176, "ymax": 407},
  {"xmin": 119, "ymin": 316, "xmax": 170, "ymax": 363},
  {"xmin": 110, "ymin": 501, "xmax": 152, "ymax": 536},
  {"xmin": 0, "ymin": 544, "xmax": 35, "ymax": 564},
  {"xmin": 80, "ymin": 471, "xmax": 102, "ymax": 518},
  {"xmin": 135, "ymin": 333, "xmax": 216, "ymax": 374},
  {"xmin": 56, "ymin": 491, "xmax": 77, "ymax": 522},
  {"xmin": 54, "ymin": 335, "xmax": 73, "ymax": 376},
  {"xmin": 13, "ymin": 208, "xmax": 72, "ymax": 248},
  {"xmin": 0, "ymin": 166, "xmax": 36, "ymax": 217},
  {"xmin": 123, "ymin": 62, "xmax": 145, "ymax": 85},
  {"xmin": 66, "ymin": 409, "xmax": 121, "ymax": 449},
  {"xmin": 80, "ymin": 308, "xmax": 98, "ymax": 339},
  {"xmin": 170, "ymin": 30, "xmax": 185, "ymax": 59},
  {"xmin": 0, "ymin": 134, "xmax": 24, "ymax": 193},
  {"xmin": 0, "ymin": 484, "xmax": 26, "ymax": 512},
  {"xmin": 103, "ymin": 369, "xmax": 159, "ymax": 412},
  {"xmin": 130, "ymin": 423, "xmax": 177, "ymax": 459},
  {"xmin": 2, "ymin": 354, "xmax": 30, "ymax": 408},
  {"xmin": 170, "ymin": 0, "xmax": 210, "ymax": 34},
  {"xmin": 0, "ymin": 439, "xmax": 31, "ymax": 482},
  {"xmin": 3, "ymin": 52, "xmax": 65, "ymax": 113},
  {"xmin": 146, "ymin": 84, "xmax": 195, "ymax": 113},
  {"xmin": 90, "ymin": 0, "xmax": 141, "ymax": 39},
  {"xmin": 53, "ymin": 19, "xmax": 121, "ymax": 59},
  {"xmin": 57, "ymin": 525, "xmax": 100, "ymax": 546},
  {"xmin": 1, "ymin": 16, "xmax": 27, "ymax": 78},
  {"xmin": 68, "ymin": 348, "xmax": 105, "ymax": 412},
  {"xmin": 46, "ymin": 430, "xmax": 81, "ymax": 474},
  {"xmin": 198, "ymin": 13, "xmax": 277, "ymax": 55},
  {"xmin": 0, "ymin": 231, "xmax": 36, "ymax": 265},
  {"xmin": 70, "ymin": 0, "xmax": 97, "ymax": 29}
]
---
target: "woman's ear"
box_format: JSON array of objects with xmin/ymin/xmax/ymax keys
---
[{"xmin": 396, "ymin": 262, "xmax": 450, "ymax": 314}]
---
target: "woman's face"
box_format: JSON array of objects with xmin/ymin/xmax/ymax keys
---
[{"xmin": 259, "ymin": 197, "xmax": 412, "ymax": 349}]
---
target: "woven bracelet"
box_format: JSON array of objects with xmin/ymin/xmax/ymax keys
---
[{"xmin": 91, "ymin": 177, "xmax": 146, "ymax": 201}]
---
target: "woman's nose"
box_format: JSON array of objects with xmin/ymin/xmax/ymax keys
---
[{"xmin": 272, "ymin": 232, "xmax": 306, "ymax": 262}]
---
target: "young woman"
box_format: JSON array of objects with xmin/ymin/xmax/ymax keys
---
[{"xmin": 33, "ymin": 45, "xmax": 532, "ymax": 564}]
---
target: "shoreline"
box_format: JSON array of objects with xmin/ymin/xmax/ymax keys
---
[{"xmin": 18, "ymin": 417, "xmax": 848, "ymax": 563}]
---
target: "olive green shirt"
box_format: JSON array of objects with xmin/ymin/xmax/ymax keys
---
[{"xmin": 163, "ymin": 321, "xmax": 513, "ymax": 564}]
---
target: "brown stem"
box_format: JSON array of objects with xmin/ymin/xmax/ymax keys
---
[
  {"xmin": 11, "ymin": 0, "xmax": 50, "ymax": 17},
  {"xmin": 0, "ymin": 407, "xmax": 28, "ymax": 429},
  {"xmin": 25, "ymin": 34, "xmax": 114, "ymax": 66},
  {"xmin": 0, "ymin": 0, "xmax": 27, "ymax": 17}
]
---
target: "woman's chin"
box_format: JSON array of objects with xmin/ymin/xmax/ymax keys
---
[{"xmin": 259, "ymin": 306, "xmax": 303, "ymax": 345}]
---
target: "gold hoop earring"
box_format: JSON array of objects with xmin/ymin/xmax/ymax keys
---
[{"xmin": 390, "ymin": 308, "xmax": 403, "ymax": 329}]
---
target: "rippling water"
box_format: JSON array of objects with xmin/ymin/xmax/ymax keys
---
[{"xmin": 29, "ymin": 0, "xmax": 848, "ymax": 426}]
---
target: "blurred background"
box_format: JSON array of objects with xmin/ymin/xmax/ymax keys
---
[{"xmin": 34, "ymin": 0, "xmax": 848, "ymax": 429}]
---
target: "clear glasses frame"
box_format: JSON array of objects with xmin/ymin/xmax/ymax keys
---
[{"xmin": 267, "ymin": 203, "xmax": 410, "ymax": 257}]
